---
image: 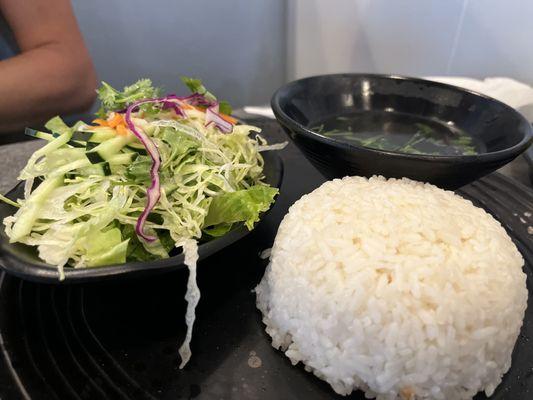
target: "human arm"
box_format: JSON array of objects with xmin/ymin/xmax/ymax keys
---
[{"xmin": 0, "ymin": 0, "xmax": 97, "ymax": 133}]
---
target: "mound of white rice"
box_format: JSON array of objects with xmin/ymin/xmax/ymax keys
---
[{"xmin": 256, "ymin": 176, "xmax": 527, "ymax": 400}]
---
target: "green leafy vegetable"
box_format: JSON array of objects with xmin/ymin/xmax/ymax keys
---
[
  {"xmin": 180, "ymin": 76, "xmax": 232, "ymax": 115},
  {"xmin": 316, "ymin": 115, "xmax": 478, "ymax": 156},
  {"xmin": 204, "ymin": 185, "xmax": 278, "ymax": 230},
  {"xmin": 202, "ymin": 223, "xmax": 234, "ymax": 238},
  {"xmin": 84, "ymin": 227, "xmax": 129, "ymax": 267},
  {"xmin": 96, "ymin": 79, "xmax": 162, "ymax": 117},
  {"xmin": 1, "ymin": 78, "xmax": 280, "ymax": 274},
  {"xmin": 181, "ymin": 77, "xmax": 216, "ymax": 102}
]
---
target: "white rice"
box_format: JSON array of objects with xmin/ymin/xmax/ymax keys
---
[{"xmin": 255, "ymin": 176, "xmax": 527, "ymax": 400}]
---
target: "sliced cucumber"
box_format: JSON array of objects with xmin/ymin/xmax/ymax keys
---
[
  {"xmin": 126, "ymin": 141, "xmax": 146, "ymax": 150},
  {"xmin": 87, "ymin": 135, "xmax": 135, "ymax": 161},
  {"xmin": 88, "ymin": 127, "xmax": 116, "ymax": 143},
  {"xmin": 25, "ymin": 128, "xmax": 55, "ymax": 141},
  {"xmin": 50, "ymin": 159, "xmax": 92, "ymax": 177},
  {"xmin": 71, "ymin": 131, "xmax": 93, "ymax": 142},
  {"xmin": 85, "ymin": 142, "xmax": 106, "ymax": 164},
  {"xmin": 78, "ymin": 152, "xmax": 134, "ymax": 176},
  {"xmin": 108, "ymin": 152, "xmax": 136, "ymax": 165},
  {"xmin": 78, "ymin": 162, "xmax": 112, "ymax": 176},
  {"xmin": 26, "ymin": 128, "xmax": 86, "ymax": 147}
]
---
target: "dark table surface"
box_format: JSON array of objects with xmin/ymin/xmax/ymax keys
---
[
  {"xmin": 0, "ymin": 116, "xmax": 532, "ymax": 400},
  {"xmin": 0, "ymin": 115, "xmax": 530, "ymax": 194}
]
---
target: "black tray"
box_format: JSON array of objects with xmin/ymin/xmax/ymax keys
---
[
  {"xmin": 525, "ymin": 145, "xmax": 533, "ymax": 184},
  {"xmin": 0, "ymin": 118, "xmax": 532, "ymax": 399},
  {"xmin": 0, "ymin": 152, "xmax": 283, "ymax": 284}
]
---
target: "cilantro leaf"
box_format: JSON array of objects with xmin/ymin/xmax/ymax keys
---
[
  {"xmin": 96, "ymin": 79, "xmax": 162, "ymax": 117},
  {"xmin": 180, "ymin": 76, "xmax": 233, "ymax": 115}
]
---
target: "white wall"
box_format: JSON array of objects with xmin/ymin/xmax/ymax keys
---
[
  {"xmin": 70, "ymin": 0, "xmax": 533, "ymax": 107},
  {"xmin": 288, "ymin": 0, "xmax": 533, "ymax": 85},
  {"xmin": 72, "ymin": 0, "xmax": 287, "ymax": 108}
]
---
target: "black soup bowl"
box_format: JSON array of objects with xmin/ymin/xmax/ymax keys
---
[{"xmin": 271, "ymin": 73, "xmax": 533, "ymax": 189}]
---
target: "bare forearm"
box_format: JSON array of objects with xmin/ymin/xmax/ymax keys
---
[
  {"xmin": 0, "ymin": 0, "xmax": 98, "ymax": 133},
  {"xmin": 0, "ymin": 43, "xmax": 97, "ymax": 132}
]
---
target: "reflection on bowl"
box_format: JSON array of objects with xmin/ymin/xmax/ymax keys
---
[{"xmin": 272, "ymin": 73, "xmax": 532, "ymax": 189}]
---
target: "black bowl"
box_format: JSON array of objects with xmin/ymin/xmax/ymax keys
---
[
  {"xmin": 272, "ymin": 73, "xmax": 533, "ymax": 189},
  {"xmin": 0, "ymin": 151, "xmax": 283, "ymax": 284}
]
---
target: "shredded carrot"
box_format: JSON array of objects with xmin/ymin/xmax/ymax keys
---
[
  {"xmin": 185, "ymin": 103, "xmax": 236, "ymax": 123},
  {"xmin": 220, "ymin": 113, "xmax": 238, "ymax": 124},
  {"xmin": 181, "ymin": 103, "xmax": 205, "ymax": 113},
  {"xmin": 116, "ymin": 124, "xmax": 128, "ymax": 136},
  {"xmin": 107, "ymin": 112, "xmax": 124, "ymax": 128},
  {"xmin": 92, "ymin": 118, "xmax": 108, "ymax": 127}
]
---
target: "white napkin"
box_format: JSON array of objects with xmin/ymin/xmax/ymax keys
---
[
  {"xmin": 425, "ymin": 76, "xmax": 533, "ymax": 120},
  {"xmin": 243, "ymin": 77, "xmax": 533, "ymax": 121},
  {"xmin": 243, "ymin": 106, "xmax": 275, "ymax": 119}
]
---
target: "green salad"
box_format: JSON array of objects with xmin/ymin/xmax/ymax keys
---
[
  {"xmin": 1, "ymin": 77, "xmax": 281, "ymax": 276},
  {"xmin": 1, "ymin": 77, "xmax": 285, "ymax": 368}
]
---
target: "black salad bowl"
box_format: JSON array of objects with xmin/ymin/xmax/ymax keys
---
[
  {"xmin": 0, "ymin": 151, "xmax": 283, "ymax": 284},
  {"xmin": 271, "ymin": 73, "xmax": 533, "ymax": 189}
]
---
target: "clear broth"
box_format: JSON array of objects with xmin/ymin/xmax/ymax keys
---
[{"xmin": 310, "ymin": 111, "xmax": 483, "ymax": 156}]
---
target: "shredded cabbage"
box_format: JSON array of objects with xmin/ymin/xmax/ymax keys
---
[
  {"xmin": 2, "ymin": 78, "xmax": 279, "ymax": 268},
  {"xmin": 2, "ymin": 77, "xmax": 281, "ymax": 369}
]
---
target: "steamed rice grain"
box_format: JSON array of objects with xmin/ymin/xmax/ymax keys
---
[{"xmin": 256, "ymin": 176, "xmax": 527, "ymax": 400}]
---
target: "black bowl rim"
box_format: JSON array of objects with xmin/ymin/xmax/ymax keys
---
[
  {"xmin": 271, "ymin": 73, "xmax": 533, "ymax": 162},
  {"xmin": 0, "ymin": 151, "xmax": 284, "ymax": 284}
]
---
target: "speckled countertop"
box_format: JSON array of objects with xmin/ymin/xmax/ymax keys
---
[
  {"xmin": 0, "ymin": 140, "xmax": 41, "ymax": 193},
  {"xmin": 0, "ymin": 136, "xmax": 530, "ymax": 194}
]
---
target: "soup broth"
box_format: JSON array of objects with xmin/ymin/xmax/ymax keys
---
[{"xmin": 310, "ymin": 111, "xmax": 482, "ymax": 156}]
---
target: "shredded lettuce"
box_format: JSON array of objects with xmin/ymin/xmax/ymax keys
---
[
  {"xmin": 84, "ymin": 227, "xmax": 129, "ymax": 267},
  {"xmin": 204, "ymin": 185, "xmax": 278, "ymax": 230},
  {"xmin": 1, "ymin": 77, "xmax": 283, "ymax": 372},
  {"xmin": 1, "ymin": 78, "xmax": 279, "ymax": 271}
]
